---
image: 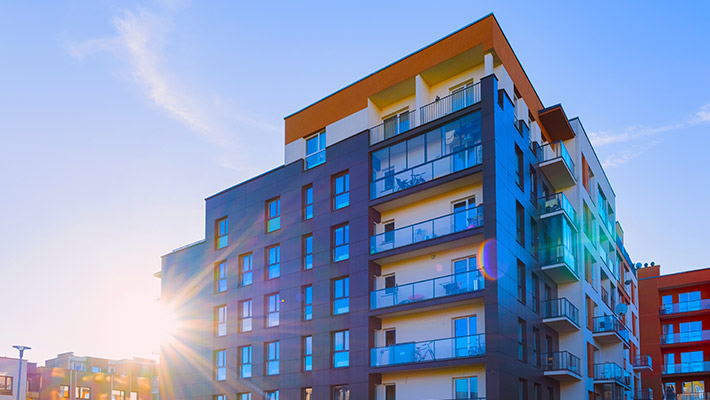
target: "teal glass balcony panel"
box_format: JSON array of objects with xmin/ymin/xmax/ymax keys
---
[
  {"xmin": 660, "ymin": 299, "xmax": 710, "ymax": 315},
  {"xmin": 370, "ymin": 269, "xmax": 484, "ymax": 310},
  {"xmin": 594, "ymin": 362, "xmax": 631, "ymax": 386},
  {"xmin": 662, "ymin": 361, "xmax": 710, "ymax": 375},
  {"xmin": 370, "ymin": 333, "xmax": 485, "ymax": 368},
  {"xmin": 540, "ymin": 192, "xmax": 577, "ymax": 225},
  {"xmin": 661, "ymin": 330, "xmax": 710, "ymax": 345}
]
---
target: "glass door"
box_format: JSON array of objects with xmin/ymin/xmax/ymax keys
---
[
  {"xmin": 452, "ymin": 198, "xmax": 476, "ymax": 233},
  {"xmin": 453, "ymin": 316, "xmax": 478, "ymax": 357},
  {"xmin": 453, "ymin": 256, "xmax": 478, "ymax": 292}
]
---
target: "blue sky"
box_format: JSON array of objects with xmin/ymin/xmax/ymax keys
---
[{"xmin": 0, "ymin": 1, "xmax": 708, "ymax": 363}]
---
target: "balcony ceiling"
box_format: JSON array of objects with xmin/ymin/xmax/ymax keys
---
[
  {"xmin": 538, "ymin": 104, "xmax": 575, "ymax": 142},
  {"xmin": 369, "ymin": 77, "xmax": 415, "ymax": 109},
  {"xmin": 419, "ymin": 46, "xmax": 487, "ymax": 87}
]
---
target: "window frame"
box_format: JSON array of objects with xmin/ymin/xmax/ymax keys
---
[
  {"xmin": 332, "ymin": 276, "xmax": 350, "ymax": 315},
  {"xmin": 332, "ymin": 171, "xmax": 350, "ymax": 210},
  {"xmin": 266, "ymin": 293, "xmax": 280, "ymax": 327},
  {"xmin": 215, "ymin": 217, "xmax": 228, "ymax": 249},
  {"xmin": 266, "ymin": 244, "xmax": 281, "ymax": 280},
  {"xmin": 303, "ymin": 285, "xmax": 313, "ymax": 321},
  {"xmin": 332, "ymin": 329, "xmax": 350, "ymax": 368},
  {"xmin": 214, "ymin": 260, "xmax": 227, "ymax": 293},
  {"xmin": 214, "ymin": 304, "xmax": 227, "ymax": 337},
  {"xmin": 305, "ymin": 130, "xmax": 326, "ymax": 170},
  {"xmin": 265, "ymin": 341, "xmax": 280, "ymax": 376},
  {"xmin": 303, "ymin": 335, "xmax": 313, "ymax": 372},
  {"xmin": 332, "ymin": 223, "xmax": 350, "ymax": 262},
  {"xmin": 239, "ymin": 299, "xmax": 253, "ymax": 332},
  {"xmin": 303, "ymin": 184, "xmax": 314, "ymax": 220},
  {"xmin": 214, "ymin": 349, "xmax": 226, "ymax": 381},
  {"xmin": 240, "ymin": 253, "xmax": 253, "ymax": 287},
  {"xmin": 303, "ymin": 234, "xmax": 313, "ymax": 270},
  {"xmin": 266, "ymin": 197, "xmax": 281, "ymax": 232},
  {"xmin": 239, "ymin": 345, "xmax": 252, "ymax": 378}
]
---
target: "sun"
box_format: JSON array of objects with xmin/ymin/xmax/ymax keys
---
[{"xmin": 155, "ymin": 302, "xmax": 181, "ymax": 345}]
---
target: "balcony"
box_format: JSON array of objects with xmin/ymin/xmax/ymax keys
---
[
  {"xmin": 419, "ymin": 83, "xmax": 481, "ymax": 125},
  {"xmin": 370, "ymin": 333, "xmax": 484, "ymax": 369},
  {"xmin": 370, "ymin": 269, "xmax": 484, "ymax": 310},
  {"xmin": 633, "ymin": 354, "xmax": 653, "ymax": 372},
  {"xmin": 540, "ymin": 244, "xmax": 578, "ymax": 283},
  {"xmin": 602, "ymin": 286, "xmax": 610, "ymax": 307},
  {"xmin": 594, "ymin": 362, "xmax": 631, "ymax": 388},
  {"xmin": 370, "ymin": 205, "xmax": 483, "ymax": 254},
  {"xmin": 540, "ymin": 192, "xmax": 577, "ymax": 225},
  {"xmin": 666, "ymin": 394, "xmax": 710, "ymax": 400},
  {"xmin": 543, "ymin": 351, "xmax": 582, "ymax": 381},
  {"xmin": 592, "ymin": 315, "xmax": 629, "ymax": 344},
  {"xmin": 660, "ymin": 299, "xmax": 710, "ymax": 317},
  {"xmin": 369, "ymin": 110, "xmax": 416, "ymax": 145},
  {"xmin": 662, "ymin": 361, "xmax": 710, "ymax": 375},
  {"xmin": 616, "ymin": 236, "xmax": 633, "ymax": 267},
  {"xmin": 542, "ymin": 298, "xmax": 580, "ymax": 332},
  {"xmin": 635, "ymin": 388, "xmax": 653, "ymax": 400},
  {"xmin": 661, "ymin": 330, "xmax": 710, "ymax": 346},
  {"xmin": 538, "ymin": 141, "xmax": 576, "ymax": 190}
]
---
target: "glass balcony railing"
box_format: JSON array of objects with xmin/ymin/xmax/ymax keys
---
[
  {"xmin": 592, "ymin": 315, "xmax": 629, "ymax": 341},
  {"xmin": 370, "ymin": 205, "xmax": 483, "ymax": 254},
  {"xmin": 420, "ymin": 83, "xmax": 481, "ymax": 125},
  {"xmin": 634, "ymin": 355, "xmax": 652, "ymax": 369},
  {"xmin": 594, "ymin": 362, "xmax": 631, "ymax": 386},
  {"xmin": 668, "ymin": 394, "xmax": 710, "ymax": 400},
  {"xmin": 635, "ymin": 388, "xmax": 652, "ymax": 400},
  {"xmin": 602, "ymin": 287, "xmax": 610, "ymax": 307},
  {"xmin": 663, "ymin": 361, "xmax": 710, "ymax": 375},
  {"xmin": 542, "ymin": 298, "xmax": 580, "ymax": 326},
  {"xmin": 371, "ymin": 144, "xmax": 483, "ymax": 199},
  {"xmin": 369, "ymin": 110, "xmax": 416, "ymax": 145},
  {"xmin": 540, "ymin": 192, "xmax": 577, "ymax": 224},
  {"xmin": 660, "ymin": 299, "xmax": 710, "ymax": 315},
  {"xmin": 371, "ymin": 333, "xmax": 485, "ymax": 367},
  {"xmin": 543, "ymin": 351, "xmax": 581, "ymax": 375},
  {"xmin": 661, "ymin": 330, "xmax": 710, "ymax": 345},
  {"xmin": 370, "ymin": 269, "xmax": 484, "ymax": 310},
  {"xmin": 539, "ymin": 141, "xmax": 576, "ymax": 179},
  {"xmin": 540, "ymin": 244, "xmax": 576, "ymax": 270}
]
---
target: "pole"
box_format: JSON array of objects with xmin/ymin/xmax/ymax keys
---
[{"xmin": 12, "ymin": 345, "xmax": 30, "ymax": 400}]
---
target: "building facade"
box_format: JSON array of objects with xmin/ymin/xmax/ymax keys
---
[
  {"xmin": 638, "ymin": 265, "xmax": 710, "ymax": 399},
  {"xmin": 159, "ymin": 14, "xmax": 642, "ymax": 400},
  {"xmin": 0, "ymin": 356, "xmax": 37, "ymax": 400}
]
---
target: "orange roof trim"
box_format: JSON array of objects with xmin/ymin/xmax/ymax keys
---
[
  {"xmin": 284, "ymin": 14, "xmax": 548, "ymax": 144},
  {"xmin": 538, "ymin": 104, "xmax": 575, "ymax": 142}
]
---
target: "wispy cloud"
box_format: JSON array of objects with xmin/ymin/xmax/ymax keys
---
[
  {"xmin": 68, "ymin": 2, "xmax": 279, "ymax": 152},
  {"xmin": 601, "ymin": 140, "xmax": 659, "ymax": 168}
]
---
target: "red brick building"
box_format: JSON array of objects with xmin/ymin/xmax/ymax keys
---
[{"xmin": 638, "ymin": 265, "xmax": 710, "ymax": 399}]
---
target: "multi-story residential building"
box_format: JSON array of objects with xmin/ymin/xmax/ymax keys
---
[
  {"xmin": 638, "ymin": 265, "xmax": 710, "ymax": 400},
  {"xmin": 0, "ymin": 356, "xmax": 38, "ymax": 400},
  {"xmin": 158, "ymin": 13, "xmax": 642, "ymax": 400},
  {"xmin": 39, "ymin": 352, "xmax": 157, "ymax": 400}
]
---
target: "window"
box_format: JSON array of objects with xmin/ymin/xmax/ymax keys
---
[
  {"xmin": 517, "ymin": 260, "xmax": 526, "ymax": 304},
  {"xmin": 534, "ymin": 383, "xmax": 541, "ymax": 400},
  {"xmin": 530, "ymin": 166, "xmax": 537, "ymax": 202},
  {"xmin": 532, "ymin": 273, "xmax": 540, "ymax": 313},
  {"xmin": 519, "ymin": 379, "xmax": 528, "ymax": 400},
  {"xmin": 385, "ymin": 385, "xmax": 396, "ymax": 400},
  {"xmin": 76, "ymin": 387, "xmax": 91, "ymax": 399},
  {"xmin": 303, "ymin": 184, "xmax": 314, "ymax": 220},
  {"xmin": 215, "ymin": 304, "xmax": 227, "ymax": 337},
  {"xmin": 112, "ymin": 390, "xmax": 125, "ymax": 400},
  {"xmin": 93, "ymin": 366, "xmax": 102, "ymax": 373},
  {"xmin": 303, "ymin": 336, "xmax": 313, "ymax": 371},
  {"xmin": 584, "ymin": 249, "xmax": 594, "ymax": 285},
  {"xmin": 266, "ymin": 341, "xmax": 280, "ymax": 375},
  {"xmin": 215, "ymin": 260, "xmax": 227, "ymax": 292},
  {"xmin": 518, "ymin": 318, "xmax": 527, "ymax": 362},
  {"xmin": 266, "ymin": 245, "xmax": 280, "ymax": 279},
  {"xmin": 266, "ymin": 293, "xmax": 280, "ymax": 327},
  {"xmin": 239, "ymin": 345, "xmax": 252, "ymax": 378},
  {"xmin": 0, "ymin": 376, "xmax": 12, "ymax": 395},
  {"xmin": 265, "ymin": 390, "xmax": 279, "ymax": 400},
  {"xmin": 547, "ymin": 387, "xmax": 554, "ymax": 400},
  {"xmin": 213, "ymin": 396, "xmax": 226, "ymax": 400},
  {"xmin": 303, "ymin": 285, "xmax": 313, "ymax": 321},
  {"xmin": 530, "ymin": 218, "xmax": 539, "ymax": 259},
  {"xmin": 333, "ymin": 171, "xmax": 350, "ymax": 209},
  {"xmin": 239, "ymin": 299, "xmax": 252, "ymax": 332},
  {"xmin": 452, "ymin": 197, "xmax": 476, "ymax": 232},
  {"xmin": 237, "ymin": 394, "xmax": 252, "ymax": 400},
  {"xmin": 266, "ymin": 198, "xmax": 281, "ymax": 232},
  {"xmin": 679, "ymin": 291, "xmax": 702, "ymax": 312},
  {"xmin": 303, "ymin": 234, "xmax": 313, "ymax": 270},
  {"xmin": 130, "ymin": 393, "xmax": 137, "ymax": 400},
  {"xmin": 454, "ymin": 376, "xmax": 478, "ymax": 399},
  {"xmin": 215, "ymin": 217, "xmax": 228, "ymax": 249},
  {"xmin": 516, "ymin": 202, "xmax": 525, "ymax": 245},
  {"xmin": 333, "ymin": 330, "xmax": 350, "ymax": 368},
  {"xmin": 305, "ymin": 130, "xmax": 326, "ymax": 169},
  {"xmin": 533, "ymin": 328, "xmax": 540, "ymax": 367},
  {"xmin": 332, "ymin": 385, "xmax": 350, "ymax": 400},
  {"xmin": 515, "ymin": 145, "xmax": 524, "ymax": 189},
  {"xmin": 240, "ymin": 253, "xmax": 253, "ymax": 286},
  {"xmin": 303, "ymin": 388, "xmax": 313, "ymax": 400},
  {"xmin": 214, "ymin": 349, "xmax": 226, "ymax": 381},
  {"xmin": 383, "ymin": 221, "xmax": 395, "ymax": 243},
  {"xmin": 59, "ymin": 385, "xmax": 69, "ymax": 398},
  {"xmin": 662, "ymin": 294, "xmax": 673, "ymax": 314},
  {"xmin": 333, "ymin": 224, "xmax": 350, "ymax": 261},
  {"xmin": 333, "ymin": 277, "xmax": 350, "ymax": 315}
]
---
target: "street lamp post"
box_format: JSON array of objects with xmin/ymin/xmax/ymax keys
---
[{"xmin": 12, "ymin": 345, "xmax": 30, "ymax": 400}]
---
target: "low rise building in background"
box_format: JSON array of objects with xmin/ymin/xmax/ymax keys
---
[{"xmin": 0, "ymin": 356, "xmax": 38, "ymax": 400}]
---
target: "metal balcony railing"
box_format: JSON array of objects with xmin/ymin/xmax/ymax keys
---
[
  {"xmin": 633, "ymin": 354, "xmax": 652, "ymax": 369},
  {"xmin": 371, "ymin": 333, "xmax": 485, "ymax": 367},
  {"xmin": 592, "ymin": 315, "xmax": 629, "ymax": 341},
  {"xmin": 661, "ymin": 330, "xmax": 710, "ymax": 345},
  {"xmin": 543, "ymin": 351, "xmax": 581, "ymax": 375},
  {"xmin": 594, "ymin": 362, "xmax": 631, "ymax": 386},
  {"xmin": 370, "ymin": 269, "xmax": 484, "ymax": 310},
  {"xmin": 542, "ymin": 298, "xmax": 580, "ymax": 326},
  {"xmin": 370, "ymin": 205, "xmax": 483, "ymax": 254},
  {"xmin": 539, "ymin": 141, "xmax": 576, "ymax": 179},
  {"xmin": 660, "ymin": 299, "xmax": 710, "ymax": 315},
  {"xmin": 420, "ymin": 83, "xmax": 481, "ymax": 125},
  {"xmin": 369, "ymin": 110, "xmax": 416, "ymax": 145}
]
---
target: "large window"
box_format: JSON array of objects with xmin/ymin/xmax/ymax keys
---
[
  {"xmin": 303, "ymin": 335, "xmax": 313, "ymax": 371},
  {"xmin": 303, "ymin": 234, "xmax": 313, "ymax": 270},
  {"xmin": 266, "ymin": 245, "xmax": 280, "ymax": 279},
  {"xmin": 266, "ymin": 198, "xmax": 281, "ymax": 232},
  {"xmin": 0, "ymin": 376, "xmax": 12, "ymax": 395},
  {"xmin": 112, "ymin": 390, "xmax": 125, "ymax": 400},
  {"xmin": 332, "ymin": 385, "xmax": 350, "ymax": 400},
  {"xmin": 333, "ymin": 171, "xmax": 350, "ymax": 210},
  {"xmin": 518, "ymin": 319, "xmax": 527, "ymax": 362},
  {"xmin": 454, "ymin": 376, "xmax": 478, "ymax": 399},
  {"xmin": 214, "ymin": 304, "xmax": 227, "ymax": 337},
  {"xmin": 239, "ymin": 345, "xmax": 252, "ymax": 378},
  {"xmin": 266, "ymin": 341, "xmax": 280, "ymax": 375},
  {"xmin": 305, "ymin": 130, "xmax": 326, "ymax": 169},
  {"xmin": 240, "ymin": 253, "xmax": 253, "ymax": 286},
  {"xmin": 333, "ymin": 224, "xmax": 350, "ymax": 262},
  {"xmin": 371, "ymin": 111, "xmax": 482, "ymax": 198},
  {"xmin": 679, "ymin": 291, "xmax": 702, "ymax": 312},
  {"xmin": 215, "ymin": 217, "xmax": 228, "ymax": 249},
  {"xmin": 265, "ymin": 390, "xmax": 279, "ymax": 400},
  {"xmin": 267, "ymin": 293, "xmax": 280, "ymax": 327},
  {"xmin": 303, "ymin": 285, "xmax": 313, "ymax": 321},
  {"xmin": 303, "ymin": 184, "xmax": 314, "ymax": 220},
  {"xmin": 239, "ymin": 299, "xmax": 252, "ymax": 332},
  {"xmin": 59, "ymin": 385, "xmax": 69, "ymax": 398},
  {"xmin": 237, "ymin": 393, "xmax": 251, "ymax": 400},
  {"xmin": 333, "ymin": 277, "xmax": 350, "ymax": 315},
  {"xmin": 76, "ymin": 387, "xmax": 91, "ymax": 399},
  {"xmin": 215, "ymin": 260, "xmax": 227, "ymax": 293},
  {"xmin": 214, "ymin": 349, "xmax": 226, "ymax": 381},
  {"xmin": 333, "ymin": 330, "xmax": 350, "ymax": 368},
  {"xmin": 517, "ymin": 260, "xmax": 526, "ymax": 304}
]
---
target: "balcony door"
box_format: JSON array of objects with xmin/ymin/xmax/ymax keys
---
[
  {"xmin": 452, "ymin": 197, "xmax": 476, "ymax": 233},
  {"xmin": 682, "ymin": 381, "xmax": 705, "ymax": 397},
  {"xmin": 451, "ymin": 82, "xmax": 474, "ymax": 113},
  {"xmin": 453, "ymin": 315, "xmax": 478, "ymax": 357},
  {"xmin": 453, "ymin": 256, "xmax": 478, "ymax": 292}
]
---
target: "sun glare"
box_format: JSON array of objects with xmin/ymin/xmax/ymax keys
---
[{"xmin": 156, "ymin": 302, "xmax": 181, "ymax": 345}]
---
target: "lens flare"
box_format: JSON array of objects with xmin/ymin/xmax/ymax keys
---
[{"xmin": 477, "ymin": 239, "xmax": 498, "ymax": 280}]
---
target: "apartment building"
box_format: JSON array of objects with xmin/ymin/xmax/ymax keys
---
[
  {"xmin": 39, "ymin": 352, "xmax": 158, "ymax": 400},
  {"xmin": 638, "ymin": 265, "xmax": 710, "ymax": 399},
  {"xmin": 0, "ymin": 356, "xmax": 39, "ymax": 400},
  {"xmin": 158, "ymin": 13, "xmax": 642, "ymax": 400}
]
